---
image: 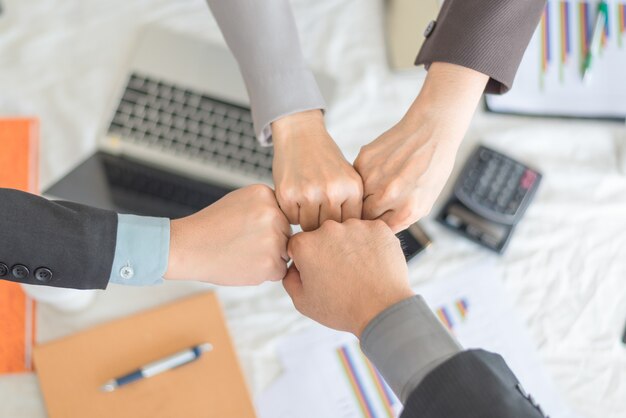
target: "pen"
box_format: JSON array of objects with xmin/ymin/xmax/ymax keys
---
[
  {"xmin": 100, "ymin": 342, "xmax": 213, "ymax": 392},
  {"xmin": 582, "ymin": 1, "xmax": 608, "ymax": 82}
]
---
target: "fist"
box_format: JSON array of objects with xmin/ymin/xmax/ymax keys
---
[
  {"xmin": 283, "ymin": 219, "xmax": 413, "ymax": 336},
  {"xmin": 272, "ymin": 110, "xmax": 363, "ymax": 231},
  {"xmin": 354, "ymin": 120, "xmax": 459, "ymax": 233},
  {"xmin": 165, "ymin": 185, "xmax": 291, "ymax": 285}
]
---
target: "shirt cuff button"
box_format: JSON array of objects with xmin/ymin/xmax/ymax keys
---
[{"xmin": 120, "ymin": 264, "xmax": 135, "ymax": 280}]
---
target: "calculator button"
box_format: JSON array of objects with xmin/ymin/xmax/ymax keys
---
[{"xmin": 520, "ymin": 169, "xmax": 537, "ymax": 190}]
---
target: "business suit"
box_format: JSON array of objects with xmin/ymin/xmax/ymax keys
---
[
  {"xmin": 206, "ymin": 0, "xmax": 547, "ymax": 143},
  {"xmin": 2, "ymin": 0, "xmax": 545, "ymax": 289},
  {"xmin": 401, "ymin": 350, "xmax": 547, "ymax": 418},
  {"xmin": 1, "ymin": 1, "xmax": 549, "ymax": 416}
]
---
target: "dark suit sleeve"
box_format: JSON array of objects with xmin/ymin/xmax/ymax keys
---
[
  {"xmin": 0, "ymin": 188, "xmax": 117, "ymax": 289},
  {"xmin": 400, "ymin": 350, "xmax": 546, "ymax": 418},
  {"xmin": 415, "ymin": 0, "xmax": 546, "ymax": 94}
]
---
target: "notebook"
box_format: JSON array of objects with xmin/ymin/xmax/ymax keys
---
[
  {"xmin": 33, "ymin": 292, "xmax": 257, "ymax": 418},
  {"xmin": 0, "ymin": 117, "xmax": 39, "ymax": 374}
]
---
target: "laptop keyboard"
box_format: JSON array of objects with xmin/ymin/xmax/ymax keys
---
[
  {"xmin": 107, "ymin": 73, "xmax": 274, "ymax": 180},
  {"xmin": 100, "ymin": 152, "xmax": 231, "ymax": 217}
]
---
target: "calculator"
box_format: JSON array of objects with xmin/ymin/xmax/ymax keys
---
[
  {"xmin": 437, "ymin": 145, "xmax": 542, "ymax": 253},
  {"xmin": 396, "ymin": 223, "xmax": 432, "ymax": 262}
]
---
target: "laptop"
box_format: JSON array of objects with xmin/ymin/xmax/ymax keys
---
[
  {"xmin": 45, "ymin": 24, "xmax": 335, "ymax": 219},
  {"xmin": 45, "ymin": 24, "xmax": 431, "ymax": 260}
]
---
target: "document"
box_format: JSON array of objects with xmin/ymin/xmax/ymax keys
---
[
  {"xmin": 486, "ymin": 0, "xmax": 626, "ymax": 119},
  {"xmin": 257, "ymin": 263, "xmax": 582, "ymax": 418}
]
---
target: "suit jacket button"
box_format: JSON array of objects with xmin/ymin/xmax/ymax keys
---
[
  {"xmin": 12, "ymin": 264, "xmax": 30, "ymax": 280},
  {"xmin": 423, "ymin": 20, "xmax": 436, "ymax": 38},
  {"xmin": 0, "ymin": 263, "xmax": 8, "ymax": 277},
  {"xmin": 35, "ymin": 267, "xmax": 53, "ymax": 283}
]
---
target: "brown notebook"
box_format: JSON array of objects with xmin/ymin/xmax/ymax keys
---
[
  {"xmin": 33, "ymin": 292, "xmax": 257, "ymax": 418},
  {"xmin": 0, "ymin": 117, "xmax": 39, "ymax": 374}
]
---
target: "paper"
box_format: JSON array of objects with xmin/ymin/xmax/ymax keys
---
[
  {"xmin": 257, "ymin": 263, "xmax": 582, "ymax": 418},
  {"xmin": 486, "ymin": 0, "xmax": 626, "ymax": 119},
  {"xmin": 257, "ymin": 327, "xmax": 402, "ymax": 418},
  {"xmin": 416, "ymin": 263, "xmax": 582, "ymax": 418}
]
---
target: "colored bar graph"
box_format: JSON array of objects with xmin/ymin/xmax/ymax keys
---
[
  {"xmin": 602, "ymin": 3, "xmax": 610, "ymax": 47},
  {"xmin": 541, "ymin": 0, "xmax": 626, "ymax": 84},
  {"xmin": 615, "ymin": 4, "xmax": 626, "ymax": 48},
  {"xmin": 362, "ymin": 352, "xmax": 395, "ymax": 418},
  {"xmin": 561, "ymin": 1, "xmax": 571, "ymax": 64},
  {"xmin": 337, "ymin": 345, "xmax": 396, "ymax": 418},
  {"xmin": 436, "ymin": 298, "xmax": 470, "ymax": 332},
  {"xmin": 580, "ymin": 1, "xmax": 591, "ymax": 59},
  {"xmin": 541, "ymin": 4, "xmax": 552, "ymax": 73}
]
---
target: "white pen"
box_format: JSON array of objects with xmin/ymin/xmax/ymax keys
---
[{"xmin": 100, "ymin": 342, "xmax": 213, "ymax": 392}]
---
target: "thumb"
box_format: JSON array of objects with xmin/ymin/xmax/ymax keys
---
[{"xmin": 282, "ymin": 264, "xmax": 304, "ymax": 303}]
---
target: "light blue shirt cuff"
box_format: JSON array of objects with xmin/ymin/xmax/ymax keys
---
[{"xmin": 108, "ymin": 214, "xmax": 170, "ymax": 286}]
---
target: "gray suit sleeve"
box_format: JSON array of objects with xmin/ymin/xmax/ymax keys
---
[
  {"xmin": 360, "ymin": 295, "xmax": 461, "ymax": 403},
  {"xmin": 415, "ymin": 0, "xmax": 546, "ymax": 94},
  {"xmin": 206, "ymin": 0, "xmax": 326, "ymax": 145},
  {"xmin": 0, "ymin": 188, "xmax": 117, "ymax": 289}
]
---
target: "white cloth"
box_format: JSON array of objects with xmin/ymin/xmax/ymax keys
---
[{"xmin": 0, "ymin": 1, "xmax": 625, "ymax": 417}]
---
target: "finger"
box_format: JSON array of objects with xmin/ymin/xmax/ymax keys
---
[
  {"xmin": 282, "ymin": 264, "xmax": 304, "ymax": 301},
  {"xmin": 377, "ymin": 209, "xmax": 406, "ymax": 233},
  {"xmin": 341, "ymin": 194, "xmax": 363, "ymax": 222},
  {"xmin": 277, "ymin": 198, "xmax": 300, "ymax": 226},
  {"xmin": 377, "ymin": 197, "xmax": 423, "ymax": 232},
  {"xmin": 300, "ymin": 202, "xmax": 321, "ymax": 231},
  {"xmin": 269, "ymin": 258, "xmax": 288, "ymax": 282},
  {"xmin": 275, "ymin": 211, "xmax": 293, "ymax": 240},
  {"xmin": 362, "ymin": 194, "xmax": 391, "ymax": 220},
  {"xmin": 287, "ymin": 233, "xmax": 304, "ymax": 262},
  {"xmin": 279, "ymin": 233, "xmax": 290, "ymax": 262},
  {"xmin": 319, "ymin": 200, "xmax": 342, "ymax": 225}
]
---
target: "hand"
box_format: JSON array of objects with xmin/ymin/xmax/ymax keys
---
[
  {"xmin": 354, "ymin": 62, "xmax": 489, "ymax": 233},
  {"xmin": 164, "ymin": 185, "xmax": 291, "ymax": 285},
  {"xmin": 272, "ymin": 110, "xmax": 363, "ymax": 231},
  {"xmin": 283, "ymin": 219, "xmax": 414, "ymax": 337}
]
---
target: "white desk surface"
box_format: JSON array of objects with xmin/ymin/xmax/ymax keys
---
[{"xmin": 1, "ymin": 0, "xmax": 625, "ymax": 417}]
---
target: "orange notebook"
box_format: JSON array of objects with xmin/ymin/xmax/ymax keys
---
[
  {"xmin": 33, "ymin": 292, "xmax": 257, "ymax": 418},
  {"xmin": 0, "ymin": 118, "xmax": 39, "ymax": 374}
]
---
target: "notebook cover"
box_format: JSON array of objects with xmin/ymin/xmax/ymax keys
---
[
  {"xmin": 0, "ymin": 118, "xmax": 39, "ymax": 374},
  {"xmin": 33, "ymin": 292, "xmax": 257, "ymax": 418}
]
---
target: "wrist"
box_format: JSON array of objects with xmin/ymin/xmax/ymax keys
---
[
  {"xmin": 164, "ymin": 219, "xmax": 183, "ymax": 280},
  {"xmin": 404, "ymin": 62, "xmax": 488, "ymax": 128},
  {"xmin": 354, "ymin": 287, "xmax": 415, "ymax": 338},
  {"xmin": 271, "ymin": 109, "xmax": 326, "ymax": 147}
]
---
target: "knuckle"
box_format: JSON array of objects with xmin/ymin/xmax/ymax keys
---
[
  {"xmin": 344, "ymin": 218, "xmax": 361, "ymax": 227},
  {"xmin": 276, "ymin": 187, "xmax": 296, "ymax": 204},
  {"xmin": 261, "ymin": 256, "xmax": 280, "ymax": 276},
  {"xmin": 258, "ymin": 206, "xmax": 280, "ymax": 224},
  {"xmin": 382, "ymin": 180, "xmax": 404, "ymax": 201},
  {"xmin": 371, "ymin": 218, "xmax": 389, "ymax": 231},
  {"xmin": 320, "ymin": 219, "xmax": 341, "ymax": 231},
  {"xmin": 249, "ymin": 184, "xmax": 275, "ymax": 202},
  {"xmin": 302, "ymin": 186, "xmax": 322, "ymax": 203},
  {"xmin": 289, "ymin": 234, "xmax": 304, "ymax": 252},
  {"xmin": 268, "ymin": 260, "xmax": 287, "ymax": 281}
]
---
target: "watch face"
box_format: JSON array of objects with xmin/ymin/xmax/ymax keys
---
[{"xmin": 396, "ymin": 223, "xmax": 431, "ymax": 262}]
